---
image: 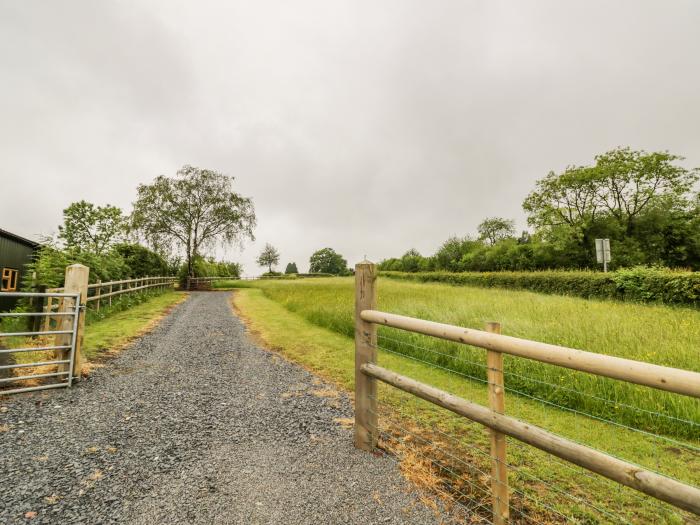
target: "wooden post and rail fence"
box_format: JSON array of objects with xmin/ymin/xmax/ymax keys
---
[
  {"xmin": 353, "ymin": 261, "xmax": 700, "ymax": 520},
  {"xmin": 185, "ymin": 276, "xmax": 254, "ymax": 290},
  {"xmin": 43, "ymin": 269, "xmax": 176, "ymax": 379},
  {"xmin": 44, "ymin": 275, "xmax": 176, "ymax": 332}
]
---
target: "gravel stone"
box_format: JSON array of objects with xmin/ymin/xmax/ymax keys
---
[{"xmin": 0, "ymin": 292, "xmax": 451, "ymax": 524}]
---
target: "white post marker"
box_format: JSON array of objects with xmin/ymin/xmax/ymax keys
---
[{"xmin": 595, "ymin": 238, "xmax": 611, "ymax": 272}]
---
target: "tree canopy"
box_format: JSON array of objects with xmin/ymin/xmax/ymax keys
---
[
  {"xmin": 478, "ymin": 217, "xmax": 515, "ymax": 245},
  {"xmin": 524, "ymin": 148, "xmax": 697, "ymax": 233},
  {"xmin": 309, "ymin": 248, "xmax": 348, "ymax": 275},
  {"xmin": 58, "ymin": 200, "xmax": 127, "ymax": 255},
  {"xmin": 380, "ymin": 148, "xmax": 700, "ymax": 272},
  {"xmin": 131, "ymin": 165, "xmax": 256, "ymax": 277},
  {"xmin": 257, "ymin": 243, "xmax": 280, "ymax": 273},
  {"xmin": 285, "ymin": 262, "xmax": 299, "ymax": 274}
]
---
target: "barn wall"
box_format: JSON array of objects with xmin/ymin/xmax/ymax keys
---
[{"xmin": 0, "ymin": 235, "xmax": 37, "ymax": 311}]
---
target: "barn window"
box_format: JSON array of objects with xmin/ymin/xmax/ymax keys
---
[{"xmin": 1, "ymin": 268, "xmax": 18, "ymax": 291}]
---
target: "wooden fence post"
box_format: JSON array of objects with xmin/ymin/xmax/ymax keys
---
[
  {"xmin": 95, "ymin": 279, "xmax": 101, "ymax": 312},
  {"xmin": 56, "ymin": 298, "xmax": 64, "ymax": 331},
  {"xmin": 43, "ymin": 296, "xmax": 53, "ymax": 332},
  {"xmin": 33, "ymin": 284, "xmax": 46, "ymax": 332},
  {"xmin": 60, "ymin": 264, "xmax": 89, "ymax": 380},
  {"xmin": 354, "ymin": 260, "xmax": 378, "ymax": 451},
  {"xmin": 108, "ymin": 283, "xmax": 113, "ymax": 307},
  {"xmin": 486, "ymin": 321, "xmax": 509, "ymax": 525}
]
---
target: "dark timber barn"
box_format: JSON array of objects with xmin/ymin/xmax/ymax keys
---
[{"xmin": 0, "ymin": 228, "xmax": 40, "ymax": 312}]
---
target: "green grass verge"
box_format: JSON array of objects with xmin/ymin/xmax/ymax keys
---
[
  {"xmin": 82, "ymin": 290, "xmax": 186, "ymax": 360},
  {"xmin": 232, "ymin": 286, "xmax": 698, "ymax": 524}
]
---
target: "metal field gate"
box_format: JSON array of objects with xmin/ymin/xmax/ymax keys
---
[{"xmin": 0, "ymin": 291, "xmax": 80, "ymax": 395}]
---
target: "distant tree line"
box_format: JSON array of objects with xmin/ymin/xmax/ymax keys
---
[
  {"xmin": 257, "ymin": 245, "xmax": 351, "ymax": 276},
  {"xmin": 380, "ymin": 148, "xmax": 700, "ymax": 272}
]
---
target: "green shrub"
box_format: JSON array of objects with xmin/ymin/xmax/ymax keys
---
[
  {"xmin": 113, "ymin": 243, "xmax": 169, "ymax": 277},
  {"xmin": 177, "ymin": 256, "xmax": 242, "ymax": 285},
  {"xmin": 381, "ymin": 268, "xmax": 700, "ymax": 307},
  {"xmin": 26, "ymin": 245, "xmax": 131, "ymax": 288},
  {"xmin": 25, "ymin": 243, "xmax": 173, "ymax": 290}
]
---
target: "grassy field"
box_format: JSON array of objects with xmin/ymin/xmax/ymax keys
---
[
  {"xmin": 220, "ymin": 277, "xmax": 700, "ymax": 439},
  {"xmin": 229, "ymin": 284, "xmax": 699, "ymax": 524}
]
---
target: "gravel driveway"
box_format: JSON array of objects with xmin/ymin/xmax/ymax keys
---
[{"xmin": 1, "ymin": 292, "xmax": 448, "ymax": 524}]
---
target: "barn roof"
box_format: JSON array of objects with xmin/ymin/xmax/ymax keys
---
[{"xmin": 0, "ymin": 228, "xmax": 41, "ymax": 249}]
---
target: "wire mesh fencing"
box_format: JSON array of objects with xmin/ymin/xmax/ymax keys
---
[{"xmin": 353, "ymin": 262, "xmax": 700, "ymax": 524}]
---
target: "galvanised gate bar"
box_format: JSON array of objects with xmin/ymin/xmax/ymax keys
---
[{"xmin": 0, "ymin": 291, "xmax": 81, "ymax": 395}]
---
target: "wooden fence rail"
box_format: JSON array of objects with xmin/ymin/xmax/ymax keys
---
[
  {"xmin": 43, "ymin": 276, "xmax": 176, "ymax": 331},
  {"xmin": 185, "ymin": 276, "xmax": 258, "ymax": 290},
  {"xmin": 353, "ymin": 261, "xmax": 700, "ymax": 521}
]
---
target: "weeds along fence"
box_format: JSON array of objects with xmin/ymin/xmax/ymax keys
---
[
  {"xmin": 0, "ymin": 265, "xmax": 176, "ymax": 395},
  {"xmin": 353, "ymin": 262, "xmax": 700, "ymax": 523}
]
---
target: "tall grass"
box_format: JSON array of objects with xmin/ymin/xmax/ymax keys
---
[{"xmin": 224, "ymin": 277, "xmax": 700, "ymax": 439}]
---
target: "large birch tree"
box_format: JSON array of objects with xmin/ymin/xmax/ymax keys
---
[{"xmin": 131, "ymin": 165, "xmax": 256, "ymax": 277}]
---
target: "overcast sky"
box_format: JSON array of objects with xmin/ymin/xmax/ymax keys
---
[{"xmin": 2, "ymin": 1, "xmax": 699, "ymax": 274}]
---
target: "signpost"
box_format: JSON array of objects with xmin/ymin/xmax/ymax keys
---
[{"xmin": 595, "ymin": 239, "xmax": 611, "ymax": 272}]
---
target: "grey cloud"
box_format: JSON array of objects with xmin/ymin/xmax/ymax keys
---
[{"xmin": 1, "ymin": 0, "xmax": 699, "ymax": 274}]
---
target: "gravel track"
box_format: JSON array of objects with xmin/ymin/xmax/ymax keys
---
[{"xmin": 1, "ymin": 292, "xmax": 448, "ymax": 524}]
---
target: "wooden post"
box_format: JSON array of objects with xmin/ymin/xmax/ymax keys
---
[
  {"xmin": 108, "ymin": 283, "xmax": 113, "ymax": 307},
  {"xmin": 33, "ymin": 284, "xmax": 46, "ymax": 332},
  {"xmin": 59, "ymin": 264, "xmax": 89, "ymax": 380},
  {"xmin": 43, "ymin": 296, "xmax": 53, "ymax": 332},
  {"xmin": 56, "ymin": 298, "xmax": 64, "ymax": 331},
  {"xmin": 95, "ymin": 279, "xmax": 101, "ymax": 312},
  {"xmin": 354, "ymin": 260, "xmax": 378, "ymax": 451},
  {"xmin": 486, "ymin": 321, "xmax": 509, "ymax": 525}
]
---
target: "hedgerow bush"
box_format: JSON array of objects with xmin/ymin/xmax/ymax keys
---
[
  {"xmin": 25, "ymin": 243, "xmax": 171, "ymax": 289},
  {"xmin": 381, "ymin": 267, "xmax": 700, "ymax": 307},
  {"xmin": 176, "ymin": 256, "xmax": 242, "ymax": 285}
]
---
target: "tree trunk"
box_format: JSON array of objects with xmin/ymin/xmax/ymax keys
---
[{"xmin": 186, "ymin": 237, "xmax": 194, "ymax": 278}]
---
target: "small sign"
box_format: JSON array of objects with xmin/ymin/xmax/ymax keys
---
[{"xmin": 595, "ymin": 239, "xmax": 611, "ymax": 271}]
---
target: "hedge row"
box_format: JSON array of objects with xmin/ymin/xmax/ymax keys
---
[{"xmin": 381, "ymin": 267, "xmax": 700, "ymax": 307}]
